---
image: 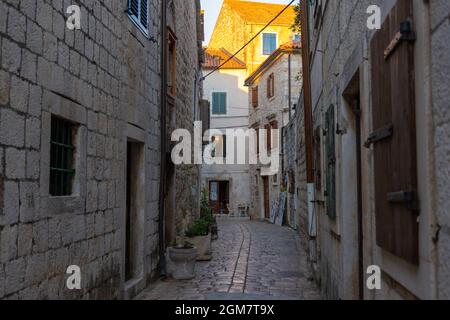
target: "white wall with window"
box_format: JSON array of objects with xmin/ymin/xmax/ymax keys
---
[{"xmin": 211, "ymin": 91, "xmax": 228, "ymax": 115}]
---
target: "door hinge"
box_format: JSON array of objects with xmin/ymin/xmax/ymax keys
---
[
  {"xmin": 364, "ymin": 123, "xmax": 394, "ymax": 148},
  {"xmin": 387, "ymin": 190, "xmax": 419, "ymax": 212},
  {"xmin": 384, "ymin": 20, "xmax": 416, "ymax": 60}
]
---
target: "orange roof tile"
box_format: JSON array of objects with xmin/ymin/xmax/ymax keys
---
[
  {"xmin": 203, "ymin": 47, "xmax": 246, "ymax": 69},
  {"xmin": 225, "ymin": 0, "xmax": 296, "ymax": 26}
]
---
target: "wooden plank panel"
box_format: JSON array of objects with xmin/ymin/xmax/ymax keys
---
[{"xmin": 370, "ymin": 0, "xmax": 418, "ymax": 264}]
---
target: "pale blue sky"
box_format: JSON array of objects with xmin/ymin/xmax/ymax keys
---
[{"xmin": 200, "ymin": 0, "xmax": 293, "ymax": 45}]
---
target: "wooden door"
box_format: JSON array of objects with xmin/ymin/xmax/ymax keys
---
[
  {"xmin": 209, "ymin": 181, "xmax": 220, "ymax": 213},
  {"xmin": 263, "ymin": 176, "xmax": 270, "ymax": 219},
  {"xmin": 370, "ymin": 0, "xmax": 418, "ymax": 264}
]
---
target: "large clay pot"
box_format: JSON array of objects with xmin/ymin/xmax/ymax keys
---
[
  {"xmin": 166, "ymin": 247, "xmax": 197, "ymax": 280},
  {"xmin": 187, "ymin": 233, "xmax": 212, "ymax": 261}
]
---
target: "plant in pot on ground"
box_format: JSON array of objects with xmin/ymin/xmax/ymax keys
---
[
  {"xmin": 166, "ymin": 213, "xmax": 198, "ymax": 280},
  {"xmin": 200, "ymin": 188, "xmax": 218, "ymax": 240},
  {"xmin": 185, "ymin": 216, "xmax": 212, "ymax": 261}
]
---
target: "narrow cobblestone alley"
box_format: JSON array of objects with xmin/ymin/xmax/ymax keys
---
[{"xmin": 137, "ymin": 220, "xmax": 320, "ymax": 300}]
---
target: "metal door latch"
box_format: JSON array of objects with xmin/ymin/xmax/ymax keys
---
[
  {"xmin": 364, "ymin": 123, "xmax": 394, "ymax": 148},
  {"xmin": 387, "ymin": 190, "xmax": 419, "ymax": 212},
  {"xmin": 384, "ymin": 20, "xmax": 416, "ymax": 60}
]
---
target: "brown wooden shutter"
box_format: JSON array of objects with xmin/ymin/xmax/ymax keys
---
[
  {"xmin": 370, "ymin": 0, "xmax": 418, "ymax": 264},
  {"xmin": 325, "ymin": 105, "xmax": 336, "ymax": 219},
  {"xmin": 252, "ymin": 86, "xmax": 259, "ymax": 108},
  {"xmin": 265, "ymin": 124, "xmax": 271, "ymax": 151},
  {"xmin": 314, "ymin": 126, "xmax": 322, "ymax": 191}
]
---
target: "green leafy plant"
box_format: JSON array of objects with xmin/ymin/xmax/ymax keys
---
[
  {"xmin": 200, "ymin": 188, "xmax": 214, "ymax": 223},
  {"xmin": 185, "ymin": 218, "xmax": 209, "ymax": 237}
]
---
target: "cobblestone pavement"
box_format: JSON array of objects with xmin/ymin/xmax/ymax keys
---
[{"xmin": 137, "ymin": 220, "xmax": 321, "ymax": 300}]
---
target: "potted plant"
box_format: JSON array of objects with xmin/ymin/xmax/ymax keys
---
[
  {"xmin": 200, "ymin": 188, "xmax": 218, "ymax": 240},
  {"xmin": 166, "ymin": 239, "xmax": 198, "ymax": 280},
  {"xmin": 185, "ymin": 217, "xmax": 212, "ymax": 261}
]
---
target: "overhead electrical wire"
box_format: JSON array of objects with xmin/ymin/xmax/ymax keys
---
[{"xmin": 202, "ymin": 0, "xmax": 296, "ymax": 80}]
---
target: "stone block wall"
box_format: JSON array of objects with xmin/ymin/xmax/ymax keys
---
[
  {"xmin": 0, "ymin": 0, "xmax": 163, "ymax": 299},
  {"xmin": 430, "ymin": 0, "xmax": 450, "ymax": 300}
]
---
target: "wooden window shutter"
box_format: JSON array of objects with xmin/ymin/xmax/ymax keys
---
[
  {"xmin": 325, "ymin": 105, "xmax": 336, "ymax": 219},
  {"xmin": 140, "ymin": 0, "xmax": 148, "ymax": 28},
  {"xmin": 271, "ymin": 74, "xmax": 275, "ymax": 97},
  {"xmin": 370, "ymin": 0, "xmax": 418, "ymax": 264},
  {"xmin": 256, "ymin": 128, "xmax": 260, "ymax": 154},
  {"xmin": 252, "ymin": 87, "xmax": 258, "ymax": 108},
  {"xmin": 129, "ymin": 0, "xmax": 139, "ymax": 18},
  {"xmin": 314, "ymin": 126, "xmax": 322, "ymax": 191},
  {"xmin": 265, "ymin": 124, "xmax": 271, "ymax": 151}
]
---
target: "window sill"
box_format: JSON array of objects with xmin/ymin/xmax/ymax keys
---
[
  {"xmin": 41, "ymin": 195, "xmax": 85, "ymax": 215},
  {"xmin": 128, "ymin": 15, "xmax": 149, "ymax": 39}
]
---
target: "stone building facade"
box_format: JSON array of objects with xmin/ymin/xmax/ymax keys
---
[
  {"xmin": 201, "ymin": 0, "xmax": 297, "ymax": 217},
  {"xmin": 245, "ymin": 42, "xmax": 301, "ymax": 221},
  {"xmin": 300, "ymin": 0, "xmax": 450, "ymax": 300},
  {"xmin": 208, "ymin": 0, "xmax": 297, "ymax": 75},
  {"xmin": 201, "ymin": 48, "xmax": 250, "ymax": 216},
  {"xmin": 0, "ymin": 0, "xmax": 203, "ymax": 300}
]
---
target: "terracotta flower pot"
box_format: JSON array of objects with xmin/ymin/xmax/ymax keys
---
[{"xmin": 166, "ymin": 246, "xmax": 197, "ymax": 280}]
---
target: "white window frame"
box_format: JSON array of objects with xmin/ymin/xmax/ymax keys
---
[
  {"xmin": 261, "ymin": 32, "xmax": 278, "ymax": 56},
  {"xmin": 210, "ymin": 91, "xmax": 228, "ymax": 116},
  {"xmin": 128, "ymin": 0, "xmax": 149, "ymax": 37}
]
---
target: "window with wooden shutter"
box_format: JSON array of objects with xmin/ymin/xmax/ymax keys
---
[
  {"xmin": 370, "ymin": 0, "xmax": 418, "ymax": 264},
  {"xmin": 252, "ymin": 86, "xmax": 259, "ymax": 108},
  {"xmin": 128, "ymin": 0, "xmax": 149, "ymax": 36},
  {"xmin": 325, "ymin": 105, "xmax": 336, "ymax": 219},
  {"xmin": 314, "ymin": 126, "xmax": 322, "ymax": 191},
  {"xmin": 0, "ymin": 175, "xmax": 3, "ymax": 215},
  {"xmin": 265, "ymin": 124, "xmax": 271, "ymax": 151},
  {"xmin": 270, "ymin": 120, "xmax": 278, "ymax": 150},
  {"xmin": 167, "ymin": 27, "xmax": 177, "ymax": 96},
  {"xmin": 267, "ymin": 73, "xmax": 274, "ymax": 99},
  {"xmin": 212, "ymin": 92, "xmax": 227, "ymax": 115}
]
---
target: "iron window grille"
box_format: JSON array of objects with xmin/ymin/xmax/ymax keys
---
[{"xmin": 50, "ymin": 116, "xmax": 76, "ymax": 196}]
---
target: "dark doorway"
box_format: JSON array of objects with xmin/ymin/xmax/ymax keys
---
[
  {"xmin": 125, "ymin": 141, "xmax": 144, "ymax": 282},
  {"xmin": 209, "ymin": 181, "xmax": 229, "ymax": 214},
  {"xmin": 263, "ymin": 176, "xmax": 270, "ymax": 219}
]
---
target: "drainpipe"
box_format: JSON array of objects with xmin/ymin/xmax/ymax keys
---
[
  {"xmin": 288, "ymin": 54, "xmax": 292, "ymax": 121},
  {"xmin": 158, "ymin": 0, "xmax": 168, "ymax": 277}
]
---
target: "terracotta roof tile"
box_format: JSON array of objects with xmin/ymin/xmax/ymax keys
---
[
  {"xmin": 203, "ymin": 47, "xmax": 246, "ymax": 69},
  {"xmin": 226, "ymin": 0, "xmax": 296, "ymax": 25}
]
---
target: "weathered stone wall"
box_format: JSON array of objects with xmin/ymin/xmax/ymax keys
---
[
  {"xmin": 248, "ymin": 53, "xmax": 301, "ymax": 220},
  {"xmin": 166, "ymin": 0, "xmax": 201, "ymax": 238},
  {"xmin": 430, "ymin": 0, "xmax": 450, "ymax": 300},
  {"xmin": 0, "ymin": 0, "xmax": 202, "ymax": 300},
  {"xmin": 307, "ymin": 0, "xmax": 447, "ymax": 300}
]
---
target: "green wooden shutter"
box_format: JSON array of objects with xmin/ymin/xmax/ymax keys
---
[
  {"xmin": 219, "ymin": 93, "xmax": 226, "ymax": 114},
  {"xmin": 212, "ymin": 93, "xmax": 219, "ymax": 114},
  {"xmin": 325, "ymin": 105, "xmax": 336, "ymax": 219},
  {"xmin": 212, "ymin": 92, "xmax": 226, "ymax": 115}
]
